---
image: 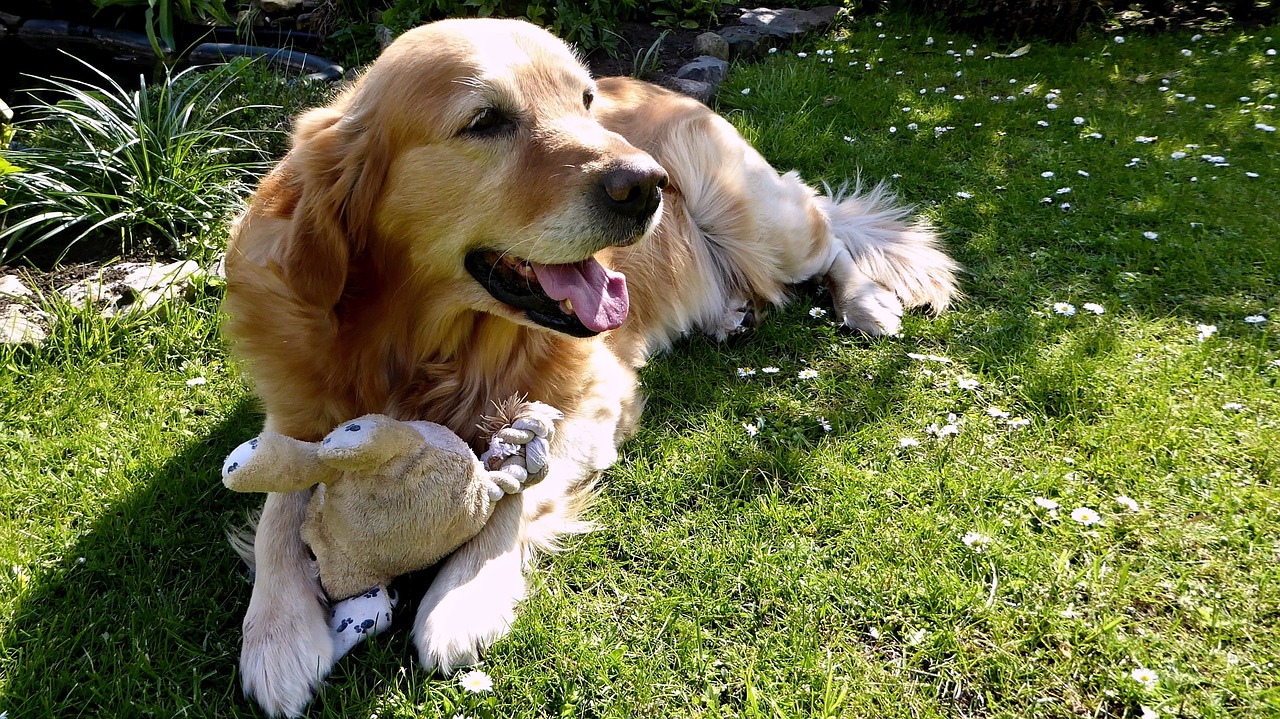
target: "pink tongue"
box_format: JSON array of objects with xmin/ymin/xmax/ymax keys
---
[{"xmin": 529, "ymin": 258, "xmax": 629, "ymax": 332}]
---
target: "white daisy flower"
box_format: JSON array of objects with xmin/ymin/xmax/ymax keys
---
[
  {"xmin": 899, "ymin": 437, "xmax": 921, "ymax": 448},
  {"xmin": 1087, "ymin": 132, "xmax": 1103, "ymax": 139},
  {"xmin": 1181, "ymin": 48, "xmax": 1192, "ymax": 56},
  {"xmin": 986, "ymin": 406, "xmax": 1010, "ymax": 419},
  {"xmin": 741, "ymin": 87, "xmax": 751, "ymax": 95},
  {"xmin": 1115, "ymin": 495, "xmax": 1139, "ymax": 511},
  {"xmin": 1197, "ymin": 323, "xmax": 1217, "ymax": 341},
  {"xmin": 1082, "ymin": 303, "xmax": 1105, "ymax": 314},
  {"xmin": 1073, "ymin": 116, "xmax": 1086, "ymax": 125},
  {"xmin": 1130, "ymin": 667, "xmax": 1159, "ymax": 688},
  {"xmin": 1114, "ymin": 36, "xmax": 1126, "ymax": 43},
  {"xmin": 458, "ymin": 669, "xmax": 494, "ymax": 693},
  {"xmin": 938, "ymin": 423, "xmax": 959, "ymax": 437},
  {"xmin": 1077, "ymin": 169, "xmax": 1090, "ymax": 177},
  {"xmin": 1141, "ymin": 707, "xmax": 1159, "ymax": 719},
  {"xmin": 1053, "ymin": 302, "xmax": 1077, "ymax": 316},
  {"xmin": 1034, "ymin": 497, "xmax": 1060, "ymax": 510},
  {"xmin": 1041, "ymin": 171, "xmax": 1055, "ymax": 178},
  {"xmin": 809, "ymin": 307, "xmax": 827, "ymax": 318},
  {"xmin": 744, "ymin": 423, "xmax": 759, "ymax": 437},
  {"xmin": 1037, "ymin": 120, "xmax": 1050, "ymax": 127},
  {"xmin": 1057, "ymin": 187, "xmax": 1072, "ymax": 194},
  {"xmin": 1171, "ymin": 151, "xmax": 1187, "ymax": 159},
  {"xmin": 1006, "ymin": 417, "xmax": 1031, "ymax": 429},
  {"xmin": 798, "ymin": 368, "xmax": 819, "ymax": 380},
  {"xmin": 186, "ymin": 377, "xmax": 207, "ymax": 387},
  {"xmin": 1135, "ymin": 135, "xmax": 1157, "ymax": 143},
  {"xmin": 1243, "ymin": 315, "xmax": 1267, "ymax": 324},
  {"xmin": 817, "ymin": 416, "xmax": 832, "ymax": 432},
  {"xmin": 961, "ymin": 532, "xmax": 993, "ymax": 552},
  {"xmin": 1222, "ymin": 401, "xmax": 1244, "ymax": 411},
  {"xmin": 736, "ymin": 367, "xmax": 757, "ymax": 378},
  {"xmin": 1070, "ymin": 507, "xmax": 1100, "ymax": 525},
  {"xmin": 957, "ymin": 377, "xmax": 979, "ymax": 390},
  {"xmin": 1143, "ymin": 231, "xmax": 1159, "ymax": 240},
  {"xmin": 761, "ymin": 366, "xmax": 780, "ymax": 374},
  {"xmin": 956, "ymin": 191, "xmax": 973, "ymax": 199}
]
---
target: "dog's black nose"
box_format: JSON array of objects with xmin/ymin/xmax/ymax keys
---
[{"xmin": 599, "ymin": 161, "xmax": 668, "ymax": 220}]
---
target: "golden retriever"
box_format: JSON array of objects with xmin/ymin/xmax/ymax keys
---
[{"xmin": 222, "ymin": 17, "xmax": 958, "ymax": 716}]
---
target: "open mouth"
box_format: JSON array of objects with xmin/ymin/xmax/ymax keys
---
[{"xmin": 464, "ymin": 250, "xmax": 629, "ymax": 337}]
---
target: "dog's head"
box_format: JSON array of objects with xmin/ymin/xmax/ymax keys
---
[{"xmin": 277, "ymin": 18, "xmax": 667, "ymax": 338}]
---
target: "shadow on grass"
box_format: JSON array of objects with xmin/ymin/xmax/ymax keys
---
[{"xmin": 0, "ymin": 400, "xmax": 264, "ymax": 716}]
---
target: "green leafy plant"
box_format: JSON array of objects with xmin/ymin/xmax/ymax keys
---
[
  {"xmin": 0, "ymin": 58, "xmax": 271, "ymax": 265},
  {"xmin": 631, "ymin": 30, "xmax": 670, "ymax": 79},
  {"xmin": 92, "ymin": 0, "xmax": 233, "ymax": 58},
  {"xmin": 0, "ymin": 98, "xmax": 21, "ymax": 207}
]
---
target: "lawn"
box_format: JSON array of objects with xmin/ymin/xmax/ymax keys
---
[{"xmin": 2, "ymin": 13, "xmax": 1278, "ymax": 719}]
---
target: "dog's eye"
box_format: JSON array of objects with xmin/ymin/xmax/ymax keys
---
[
  {"xmin": 583, "ymin": 90, "xmax": 594, "ymax": 110},
  {"xmin": 464, "ymin": 107, "xmax": 514, "ymax": 137}
]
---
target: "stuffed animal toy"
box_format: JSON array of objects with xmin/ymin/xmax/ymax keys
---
[{"xmin": 221, "ymin": 397, "xmax": 561, "ymax": 658}]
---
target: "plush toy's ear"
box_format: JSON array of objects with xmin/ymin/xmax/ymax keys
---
[
  {"xmin": 222, "ymin": 432, "xmax": 339, "ymax": 493},
  {"xmin": 317, "ymin": 414, "xmax": 429, "ymax": 473}
]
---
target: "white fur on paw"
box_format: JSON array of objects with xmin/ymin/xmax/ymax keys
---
[
  {"xmin": 841, "ymin": 283, "xmax": 904, "ymax": 337},
  {"xmin": 321, "ymin": 418, "xmax": 376, "ymax": 451},
  {"xmin": 223, "ymin": 436, "xmax": 260, "ymax": 479},
  {"xmin": 705, "ymin": 300, "xmax": 756, "ymax": 341},
  {"xmin": 240, "ymin": 601, "xmax": 336, "ymax": 718},
  {"xmin": 414, "ymin": 576, "xmax": 520, "ymax": 675},
  {"xmin": 330, "ymin": 585, "xmax": 396, "ymax": 661}
]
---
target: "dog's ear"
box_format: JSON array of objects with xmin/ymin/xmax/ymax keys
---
[{"xmin": 278, "ymin": 106, "xmax": 390, "ymax": 309}]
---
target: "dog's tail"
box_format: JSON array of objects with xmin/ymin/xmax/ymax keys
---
[{"xmin": 814, "ymin": 180, "xmax": 960, "ymax": 312}]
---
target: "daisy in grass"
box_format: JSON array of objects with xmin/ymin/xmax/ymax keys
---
[
  {"xmin": 1197, "ymin": 324, "xmax": 1217, "ymax": 341},
  {"xmin": 1141, "ymin": 707, "xmax": 1159, "ymax": 719},
  {"xmin": 1006, "ymin": 417, "xmax": 1031, "ymax": 429},
  {"xmin": 458, "ymin": 669, "xmax": 494, "ymax": 693},
  {"xmin": 1053, "ymin": 302, "xmax": 1077, "ymax": 316},
  {"xmin": 809, "ymin": 307, "xmax": 827, "ymax": 318},
  {"xmin": 899, "ymin": 437, "xmax": 921, "ymax": 448},
  {"xmin": 1070, "ymin": 507, "xmax": 1100, "ymax": 525},
  {"xmin": 736, "ymin": 367, "xmax": 756, "ymax": 378},
  {"xmin": 957, "ymin": 377, "xmax": 979, "ymax": 390},
  {"xmin": 961, "ymin": 531, "xmax": 993, "ymax": 552},
  {"xmin": 743, "ymin": 423, "xmax": 759, "ymax": 437},
  {"xmin": 761, "ymin": 366, "xmax": 780, "ymax": 374},
  {"xmin": 1222, "ymin": 402, "xmax": 1244, "ymax": 411},
  {"xmin": 798, "ymin": 368, "xmax": 819, "ymax": 380},
  {"xmin": 1130, "ymin": 667, "xmax": 1159, "ymax": 688},
  {"xmin": 1115, "ymin": 495, "xmax": 1139, "ymax": 511},
  {"xmin": 1034, "ymin": 497, "xmax": 1060, "ymax": 511},
  {"xmin": 1243, "ymin": 315, "xmax": 1267, "ymax": 324},
  {"xmin": 986, "ymin": 406, "xmax": 1009, "ymax": 419},
  {"xmin": 1082, "ymin": 302, "xmax": 1105, "ymax": 315}
]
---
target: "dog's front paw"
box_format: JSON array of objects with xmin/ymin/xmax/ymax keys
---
[
  {"xmin": 413, "ymin": 566, "xmax": 523, "ymax": 674},
  {"xmin": 240, "ymin": 595, "xmax": 336, "ymax": 718},
  {"xmin": 835, "ymin": 280, "xmax": 904, "ymax": 337},
  {"xmin": 481, "ymin": 400, "xmax": 563, "ymax": 488},
  {"xmin": 702, "ymin": 297, "xmax": 758, "ymax": 341}
]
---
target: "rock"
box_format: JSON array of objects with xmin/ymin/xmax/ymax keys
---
[
  {"xmin": 694, "ymin": 32, "xmax": 729, "ymax": 61},
  {"xmin": 739, "ymin": 7, "xmax": 832, "ymax": 37},
  {"xmin": 295, "ymin": 11, "xmax": 318, "ymax": 31},
  {"xmin": 719, "ymin": 25, "xmax": 778, "ymax": 59},
  {"xmin": 375, "ymin": 24, "xmax": 395, "ymax": 50},
  {"xmin": 0, "ymin": 12, "xmax": 21, "ymax": 27},
  {"xmin": 254, "ymin": 0, "xmax": 306, "ymax": 13},
  {"xmin": 0, "ymin": 275, "xmax": 32, "ymax": 299},
  {"xmin": 666, "ymin": 77, "xmax": 716, "ymax": 105},
  {"xmin": 58, "ymin": 260, "xmax": 204, "ymax": 316},
  {"xmin": 0, "ymin": 304, "xmax": 47, "ymax": 345},
  {"xmin": 675, "ymin": 56, "xmax": 730, "ymax": 86},
  {"xmin": 808, "ymin": 6, "xmax": 843, "ymax": 25}
]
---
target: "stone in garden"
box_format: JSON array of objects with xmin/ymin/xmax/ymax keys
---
[
  {"xmin": 0, "ymin": 275, "xmax": 32, "ymax": 299},
  {"xmin": 676, "ymin": 56, "xmax": 730, "ymax": 86},
  {"xmin": 719, "ymin": 25, "xmax": 777, "ymax": 59},
  {"xmin": 666, "ymin": 78, "xmax": 715, "ymax": 105},
  {"xmin": 254, "ymin": 0, "xmax": 306, "ymax": 13},
  {"xmin": 694, "ymin": 32, "xmax": 730, "ymax": 61},
  {"xmin": 295, "ymin": 11, "xmax": 318, "ymax": 31},
  {"xmin": 739, "ymin": 7, "xmax": 831, "ymax": 37},
  {"xmin": 0, "ymin": 304, "xmax": 47, "ymax": 345},
  {"xmin": 375, "ymin": 24, "xmax": 395, "ymax": 50}
]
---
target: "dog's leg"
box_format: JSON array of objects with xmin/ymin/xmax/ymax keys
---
[
  {"xmin": 413, "ymin": 492, "xmax": 526, "ymax": 673},
  {"xmin": 699, "ymin": 294, "xmax": 758, "ymax": 341},
  {"xmin": 239, "ymin": 489, "xmax": 336, "ymax": 718}
]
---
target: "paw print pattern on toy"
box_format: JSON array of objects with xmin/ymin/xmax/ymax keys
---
[
  {"xmin": 479, "ymin": 401, "xmax": 563, "ymax": 496},
  {"xmin": 330, "ymin": 584, "xmax": 399, "ymax": 659},
  {"xmin": 222, "ymin": 436, "xmax": 260, "ymax": 479}
]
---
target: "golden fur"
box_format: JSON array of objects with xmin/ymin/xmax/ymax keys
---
[{"xmin": 223, "ymin": 18, "xmax": 958, "ymax": 717}]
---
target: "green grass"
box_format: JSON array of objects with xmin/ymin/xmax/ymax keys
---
[{"xmin": 2, "ymin": 14, "xmax": 1279, "ymax": 719}]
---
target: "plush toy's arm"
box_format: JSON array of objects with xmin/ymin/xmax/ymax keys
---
[
  {"xmin": 222, "ymin": 432, "xmax": 339, "ymax": 493},
  {"xmin": 479, "ymin": 398, "xmax": 563, "ymax": 491}
]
